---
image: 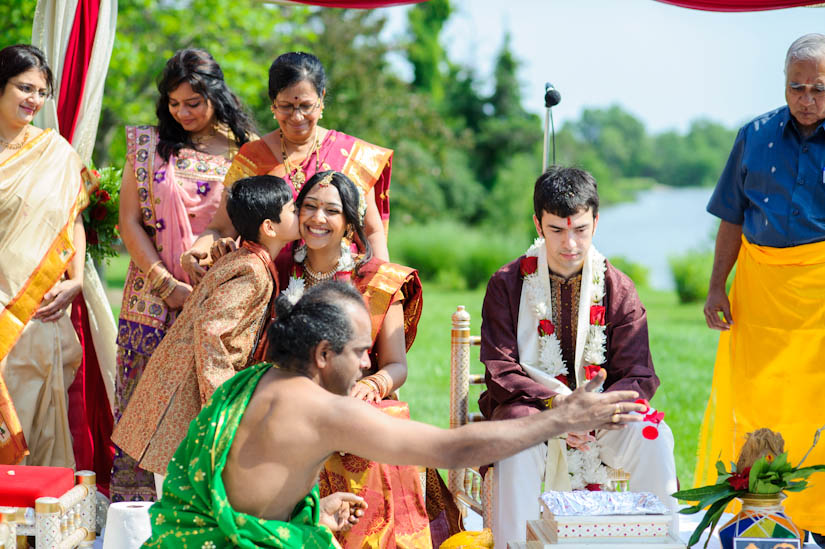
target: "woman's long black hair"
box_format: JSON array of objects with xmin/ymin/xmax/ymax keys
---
[
  {"xmin": 295, "ymin": 171, "xmax": 372, "ymax": 274},
  {"xmin": 155, "ymin": 49, "xmax": 256, "ymax": 161}
]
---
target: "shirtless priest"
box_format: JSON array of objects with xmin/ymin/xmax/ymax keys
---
[
  {"xmin": 142, "ymin": 281, "xmax": 647, "ymax": 548},
  {"xmin": 480, "ymin": 166, "xmax": 678, "ymax": 546}
]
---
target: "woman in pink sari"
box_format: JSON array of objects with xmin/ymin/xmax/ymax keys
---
[
  {"xmin": 111, "ymin": 49, "xmax": 256, "ymax": 502},
  {"xmin": 181, "ymin": 52, "xmax": 393, "ymax": 282}
]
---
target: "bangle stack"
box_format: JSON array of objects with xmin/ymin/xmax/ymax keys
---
[
  {"xmin": 145, "ymin": 260, "xmax": 178, "ymax": 300},
  {"xmin": 358, "ymin": 370, "xmax": 393, "ymax": 399}
]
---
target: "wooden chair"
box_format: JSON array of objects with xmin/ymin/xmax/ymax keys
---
[
  {"xmin": 448, "ymin": 305, "xmax": 494, "ymax": 528},
  {"xmin": 0, "ymin": 469, "xmax": 97, "ymax": 548}
]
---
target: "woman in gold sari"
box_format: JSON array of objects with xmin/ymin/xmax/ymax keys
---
[
  {"xmin": 0, "ymin": 45, "xmax": 91, "ymax": 467},
  {"xmin": 280, "ymin": 171, "xmax": 434, "ymax": 549}
]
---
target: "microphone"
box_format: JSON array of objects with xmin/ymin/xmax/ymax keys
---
[{"xmin": 545, "ymin": 82, "xmax": 561, "ymax": 108}]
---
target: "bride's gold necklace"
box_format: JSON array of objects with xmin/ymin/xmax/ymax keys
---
[
  {"xmin": 303, "ymin": 259, "xmax": 337, "ymax": 287},
  {"xmin": 280, "ymin": 127, "xmax": 319, "ymax": 191},
  {"xmin": 0, "ymin": 126, "xmax": 30, "ymax": 150}
]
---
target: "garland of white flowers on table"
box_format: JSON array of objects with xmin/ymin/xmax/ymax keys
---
[
  {"xmin": 282, "ymin": 241, "xmax": 356, "ymax": 304},
  {"xmin": 521, "ymin": 238, "xmax": 611, "ymax": 490}
]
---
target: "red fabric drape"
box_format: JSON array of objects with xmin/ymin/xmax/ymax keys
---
[
  {"xmin": 656, "ymin": 0, "xmax": 823, "ymax": 11},
  {"xmin": 281, "ymin": 0, "xmax": 426, "ymax": 7},
  {"xmin": 56, "ymin": 0, "xmax": 99, "ymax": 141},
  {"xmin": 69, "ymin": 297, "xmax": 114, "ymax": 496},
  {"xmin": 57, "ymin": 0, "xmax": 115, "ymax": 495}
]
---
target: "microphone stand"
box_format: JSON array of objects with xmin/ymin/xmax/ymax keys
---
[{"xmin": 542, "ymin": 83, "xmax": 560, "ymax": 172}]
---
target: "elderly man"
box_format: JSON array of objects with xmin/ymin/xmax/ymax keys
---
[
  {"xmin": 141, "ymin": 281, "xmax": 646, "ymax": 548},
  {"xmin": 698, "ymin": 33, "xmax": 825, "ymax": 543},
  {"xmin": 480, "ymin": 166, "xmax": 678, "ymax": 547}
]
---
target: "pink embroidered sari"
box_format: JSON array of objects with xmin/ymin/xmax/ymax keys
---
[{"xmin": 111, "ymin": 125, "xmax": 231, "ymax": 502}]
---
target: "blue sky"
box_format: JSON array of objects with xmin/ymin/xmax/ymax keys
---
[{"xmin": 380, "ymin": 0, "xmax": 823, "ymax": 133}]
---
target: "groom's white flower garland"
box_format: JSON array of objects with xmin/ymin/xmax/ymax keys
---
[
  {"xmin": 522, "ymin": 238, "xmax": 611, "ymax": 490},
  {"xmin": 521, "ymin": 238, "xmax": 607, "ymax": 381}
]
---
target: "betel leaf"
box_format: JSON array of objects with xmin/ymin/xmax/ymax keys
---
[
  {"xmin": 786, "ymin": 464, "xmax": 825, "ymax": 481},
  {"xmin": 783, "ymin": 480, "xmax": 809, "ymax": 493},
  {"xmin": 678, "ymin": 485, "xmax": 741, "ymax": 515},
  {"xmin": 768, "ymin": 452, "xmax": 792, "ymax": 474},
  {"xmin": 673, "ymin": 483, "xmax": 733, "ymax": 504},
  {"xmin": 749, "ymin": 457, "xmax": 768, "ymax": 492},
  {"xmin": 686, "ymin": 496, "xmax": 734, "ymax": 548}
]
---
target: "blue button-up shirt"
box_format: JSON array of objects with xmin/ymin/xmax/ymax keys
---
[{"xmin": 707, "ymin": 106, "xmax": 825, "ymax": 247}]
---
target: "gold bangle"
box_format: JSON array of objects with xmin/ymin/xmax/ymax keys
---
[
  {"xmin": 145, "ymin": 259, "xmax": 163, "ymax": 279},
  {"xmin": 158, "ymin": 277, "xmax": 178, "ymax": 300},
  {"xmin": 357, "ymin": 378, "xmax": 380, "ymax": 395}
]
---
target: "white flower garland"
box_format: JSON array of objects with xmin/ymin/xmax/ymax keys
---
[
  {"xmin": 522, "ymin": 238, "xmax": 607, "ymax": 380},
  {"xmin": 283, "ymin": 241, "xmax": 356, "ymax": 304},
  {"xmin": 522, "ymin": 238, "xmax": 611, "ymax": 490},
  {"xmin": 565, "ymin": 444, "xmax": 611, "ymax": 490}
]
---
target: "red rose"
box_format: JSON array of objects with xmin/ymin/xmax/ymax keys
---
[
  {"xmin": 87, "ymin": 229, "xmax": 99, "ymax": 245},
  {"xmin": 92, "ymin": 204, "xmax": 107, "ymax": 221},
  {"xmin": 520, "ymin": 256, "xmax": 538, "ymax": 277},
  {"xmin": 727, "ymin": 467, "xmax": 751, "ymax": 491},
  {"xmin": 642, "ymin": 425, "xmax": 659, "ymax": 440},
  {"xmin": 585, "ymin": 483, "xmax": 602, "ymax": 491},
  {"xmin": 95, "ymin": 189, "xmax": 111, "ymax": 203},
  {"xmin": 585, "ymin": 364, "xmax": 601, "ymax": 380},
  {"xmin": 635, "ymin": 398, "xmax": 650, "ymax": 414},
  {"xmin": 644, "ymin": 410, "xmax": 665, "ymax": 424},
  {"xmin": 538, "ymin": 319, "xmax": 555, "ymax": 337},
  {"xmin": 590, "ymin": 305, "xmax": 606, "ymax": 326}
]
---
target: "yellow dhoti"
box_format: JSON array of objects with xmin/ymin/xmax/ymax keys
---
[{"xmin": 695, "ymin": 236, "xmax": 825, "ymax": 532}]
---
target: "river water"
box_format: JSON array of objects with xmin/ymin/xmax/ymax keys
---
[{"xmin": 594, "ymin": 186, "xmax": 717, "ymax": 290}]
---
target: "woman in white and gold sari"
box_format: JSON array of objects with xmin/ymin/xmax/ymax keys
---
[{"xmin": 0, "ymin": 45, "xmax": 92, "ymax": 467}]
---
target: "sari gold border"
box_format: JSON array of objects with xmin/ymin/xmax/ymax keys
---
[
  {"xmin": 340, "ymin": 139, "xmax": 392, "ymax": 195},
  {"xmin": 222, "ymin": 150, "xmax": 259, "ymax": 188},
  {"xmin": 0, "ymin": 192, "xmax": 81, "ymax": 362},
  {"xmin": 362, "ymin": 263, "xmax": 417, "ymax": 347},
  {"xmin": 0, "ymin": 127, "xmax": 52, "ymax": 168}
]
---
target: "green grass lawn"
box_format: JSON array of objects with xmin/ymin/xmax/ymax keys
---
[{"xmin": 103, "ymin": 257, "xmax": 717, "ymax": 489}]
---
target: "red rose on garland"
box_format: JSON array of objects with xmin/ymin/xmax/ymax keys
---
[
  {"xmin": 537, "ymin": 319, "xmax": 555, "ymax": 337},
  {"xmin": 92, "ymin": 204, "xmax": 108, "ymax": 221},
  {"xmin": 95, "ymin": 189, "xmax": 111, "ymax": 203},
  {"xmin": 520, "ymin": 256, "xmax": 538, "ymax": 277},
  {"xmin": 584, "ymin": 364, "xmax": 601, "ymax": 380},
  {"xmin": 87, "ymin": 229, "xmax": 99, "ymax": 245},
  {"xmin": 590, "ymin": 305, "xmax": 606, "ymax": 326}
]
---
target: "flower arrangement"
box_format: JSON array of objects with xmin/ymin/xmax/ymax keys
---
[
  {"xmin": 674, "ymin": 427, "xmax": 825, "ymax": 548},
  {"xmin": 82, "ymin": 164, "xmax": 122, "ymax": 264}
]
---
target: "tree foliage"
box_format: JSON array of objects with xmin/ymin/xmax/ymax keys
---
[
  {"xmin": 7, "ymin": 1, "xmax": 737, "ymax": 232},
  {"xmin": 2, "ymin": 0, "xmax": 37, "ymax": 48}
]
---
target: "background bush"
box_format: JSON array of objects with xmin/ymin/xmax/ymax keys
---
[
  {"xmin": 608, "ymin": 256, "xmax": 650, "ymax": 288},
  {"xmin": 390, "ymin": 221, "xmax": 529, "ymax": 289},
  {"xmin": 669, "ymin": 249, "xmax": 713, "ymax": 304}
]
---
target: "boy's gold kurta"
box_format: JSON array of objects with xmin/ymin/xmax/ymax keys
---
[{"xmin": 112, "ymin": 243, "xmax": 277, "ymax": 474}]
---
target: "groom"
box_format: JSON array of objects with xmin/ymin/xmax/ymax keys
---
[{"xmin": 479, "ymin": 166, "xmax": 678, "ymax": 546}]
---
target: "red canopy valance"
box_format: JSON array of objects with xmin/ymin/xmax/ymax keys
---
[
  {"xmin": 656, "ymin": 0, "xmax": 823, "ymax": 11},
  {"xmin": 275, "ymin": 0, "xmax": 426, "ymax": 7}
]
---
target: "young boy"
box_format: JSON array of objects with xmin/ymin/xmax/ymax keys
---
[{"xmin": 112, "ymin": 175, "xmax": 299, "ymax": 494}]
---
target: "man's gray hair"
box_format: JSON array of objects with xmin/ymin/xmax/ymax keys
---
[{"xmin": 785, "ymin": 33, "xmax": 825, "ymax": 75}]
